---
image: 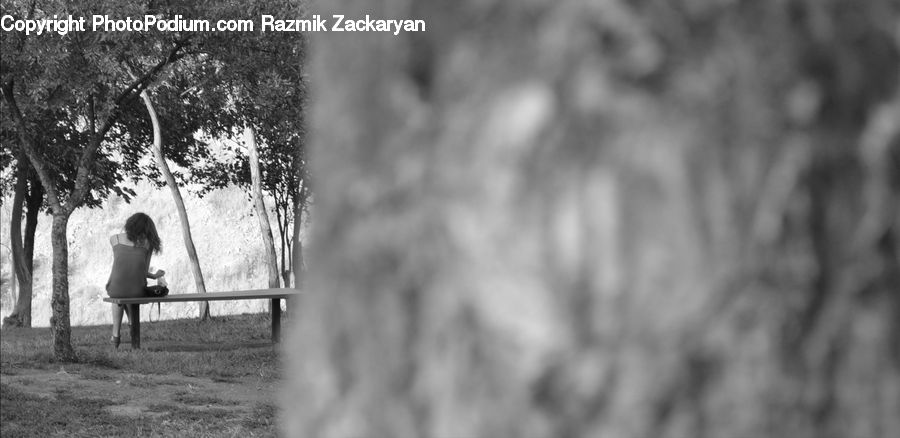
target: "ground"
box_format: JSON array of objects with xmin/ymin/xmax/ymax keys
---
[{"xmin": 0, "ymin": 313, "xmax": 283, "ymax": 437}]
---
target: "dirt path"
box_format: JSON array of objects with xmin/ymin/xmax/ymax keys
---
[{"xmin": 0, "ymin": 366, "xmax": 278, "ymax": 418}]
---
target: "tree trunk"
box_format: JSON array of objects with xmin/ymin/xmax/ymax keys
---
[
  {"xmin": 3, "ymin": 158, "xmax": 31, "ymax": 327},
  {"xmin": 3, "ymin": 164, "xmax": 41, "ymax": 328},
  {"xmin": 138, "ymin": 89, "xmax": 210, "ymax": 320},
  {"xmin": 24, "ymin": 171, "xmax": 42, "ymax": 276},
  {"xmin": 274, "ymin": 197, "xmax": 290, "ymax": 287},
  {"xmin": 8, "ymin": 251, "xmax": 18, "ymax": 310},
  {"xmin": 281, "ymin": 208, "xmax": 290, "ymax": 287},
  {"xmin": 246, "ymin": 126, "xmax": 281, "ymax": 291},
  {"xmin": 49, "ymin": 213, "xmax": 76, "ymax": 361},
  {"xmin": 4, "ymin": 81, "xmax": 80, "ymax": 361},
  {"xmin": 291, "ymin": 197, "xmax": 303, "ymax": 289},
  {"xmin": 280, "ymin": 204, "xmax": 293, "ymax": 288}
]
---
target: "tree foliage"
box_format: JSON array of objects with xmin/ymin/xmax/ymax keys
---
[{"xmin": 181, "ymin": 0, "xmax": 309, "ymax": 282}]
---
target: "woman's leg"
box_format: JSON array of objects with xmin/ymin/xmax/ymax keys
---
[{"xmin": 111, "ymin": 303, "xmax": 124, "ymax": 337}]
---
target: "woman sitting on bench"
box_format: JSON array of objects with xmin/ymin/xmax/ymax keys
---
[{"xmin": 106, "ymin": 212, "xmax": 165, "ymax": 348}]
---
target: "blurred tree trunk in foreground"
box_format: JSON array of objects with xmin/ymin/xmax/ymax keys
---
[{"xmin": 284, "ymin": 1, "xmax": 900, "ymax": 437}]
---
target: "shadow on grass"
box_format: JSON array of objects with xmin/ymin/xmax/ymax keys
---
[
  {"xmin": 144, "ymin": 341, "xmax": 274, "ymax": 353},
  {"xmin": 1, "ymin": 383, "xmax": 275, "ymax": 437},
  {"xmin": 0, "ymin": 383, "xmax": 127, "ymax": 438},
  {"xmin": 1, "ymin": 313, "xmax": 282, "ymax": 380}
]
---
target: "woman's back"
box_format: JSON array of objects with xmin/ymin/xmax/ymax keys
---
[
  {"xmin": 106, "ymin": 234, "xmax": 152, "ymax": 298},
  {"xmin": 107, "ymin": 213, "xmax": 162, "ymax": 347}
]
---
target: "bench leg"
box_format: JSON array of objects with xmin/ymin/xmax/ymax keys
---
[
  {"xmin": 271, "ymin": 298, "xmax": 281, "ymax": 343},
  {"xmin": 127, "ymin": 304, "xmax": 141, "ymax": 349}
]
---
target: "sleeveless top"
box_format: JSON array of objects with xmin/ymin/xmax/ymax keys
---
[{"xmin": 106, "ymin": 243, "xmax": 152, "ymax": 298}]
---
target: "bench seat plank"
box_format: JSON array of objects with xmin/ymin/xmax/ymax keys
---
[
  {"xmin": 101, "ymin": 288, "xmax": 302, "ymax": 348},
  {"xmin": 103, "ymin": 288, "xmax": 302, "ymax": 305}
]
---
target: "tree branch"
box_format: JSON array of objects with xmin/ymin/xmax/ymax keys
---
[
  {"xmin": 88, "ymin": 94, "xmax": 96, "ymax": 136},
  {"xmin": 1, "ymin": 80, "xmax": 64, "ymax": 214},
  {"xmin": 96, "ymin": 36, "xmax": 191, "ymax": 139},
  {"xmin": 67, "ymin": 37, "xmax": 191, "ymax": 213}
]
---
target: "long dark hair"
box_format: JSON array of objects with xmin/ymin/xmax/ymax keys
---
[{"xmin": 125, "ymin": 213, "xmax": 162, "ymax": 254}]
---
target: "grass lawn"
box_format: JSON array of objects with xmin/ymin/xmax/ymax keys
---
[{"xmin": 0, "ymin": 313, "xmax": 283, "ymax": 437}]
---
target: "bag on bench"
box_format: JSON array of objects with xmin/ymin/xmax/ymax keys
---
[
  {"xmin": 145, "ymin": 285, "xmax": 169, "ymax": 297},
  {"xmin": 144, "ymin": 285, "xmax": 169, "ymax": 322}
]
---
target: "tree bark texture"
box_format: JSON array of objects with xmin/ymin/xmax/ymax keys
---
[
  {"xmin": 4, "ymin": 158, "xmax": 30, "ymax": 327},
  {"xmin": 7, "ymin": 251, "xmax": 18, "ymax": 311},
  {"xmin": 138, "ymin": 89, "xmax": 210, "ymax": 320},
  {"xmin": 291, "ymin": 197, "xmax": 303, "ymax": 290},
  {"xmin": 24, "ymin": 172, "xmax": 42, "ymax": 275},
  {"xmin": 49, "ymin": 213, "xmax": 76, "ymax": 361},
  {"xmin": 282, "ymin": 1, "xmax": 899, "ymax": 438},
  {"xmin": 245, "ymin": 125, "xmax": 282, "ymax": 290},
  {"xmin": 3, "ymin": 160, "xmax": 41, "ymax": 328},
  {"xmin": 2, "ymin": 84, "xmax": 78, "ymax": 361}
]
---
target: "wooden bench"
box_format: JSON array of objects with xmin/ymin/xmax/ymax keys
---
[{"xmin": 103, "ymin": 289, "xmax": 302, "ymax": 349}]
